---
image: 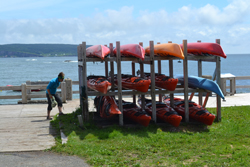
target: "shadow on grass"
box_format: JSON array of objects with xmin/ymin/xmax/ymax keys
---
[{"xmin": 51, "ymin": 107, "xmax": 212, "ymax": 141}]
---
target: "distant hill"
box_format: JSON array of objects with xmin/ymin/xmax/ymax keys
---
[{"xmin": 0, "ymin": 44, "xmax": 91, "ymax": 57}]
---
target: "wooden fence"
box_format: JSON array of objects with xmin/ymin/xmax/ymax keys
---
[{"xmin": 0, "ymin": 78, "xmax": 79, "ymax": 104}]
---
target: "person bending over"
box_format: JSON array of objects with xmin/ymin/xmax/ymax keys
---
[{"xmin": 46, "ymin": 72, "xmax": 65, "ymax": 120}]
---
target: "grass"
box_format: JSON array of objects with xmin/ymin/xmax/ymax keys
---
[{"xmin": 49, "ymin": 106, "xmax": 250, "ymax": 167}]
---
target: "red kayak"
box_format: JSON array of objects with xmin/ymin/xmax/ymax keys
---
[
  {"xmin": 143, "ymin": 73, "xmax": 178, "ymax": 91},
  {"xmin": 163, "ymin": 96, "xmax": 215, "ymax": 125},
  {"xmin": 117, "ymin": 100, "xmax": 151, "ymax": 127},
  {"xmin": 86, "ymin": 45, "xmax": 110, "ymax": 60},
  {"xmin": 113, "ymin": 74, "xmax": 151, "ymax": 93},
  {"xmin": 113, "ymin": 44, "xmax": 145, "ymax": 60},
  {"xmin": 87, "ymin": 75, "xmax": 111, "ymax": 94},
  {"xmin": 94, "ymin": 96, "xmax": 121, "ymax": 118},
  {"xmin": 138, "ymin": 98, "xmax": 182, "ymax": 127},
  {"xmin": 179, "ymin": 42, "xmax": 227, "ymax": 58}
]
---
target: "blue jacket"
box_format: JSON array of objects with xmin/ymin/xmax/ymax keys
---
[{"xmin": 46, "ymin": 77, "xmax": 61, "ymax": 94}]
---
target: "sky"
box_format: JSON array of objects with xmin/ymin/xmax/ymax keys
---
[{"xmin": 1, "ymin": 0, "xmax": 250, "ymax": 54}]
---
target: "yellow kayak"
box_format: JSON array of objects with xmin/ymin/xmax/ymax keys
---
[{"xmin": 145, "ymin": 43, "xmax": 184, "ymax": 59}]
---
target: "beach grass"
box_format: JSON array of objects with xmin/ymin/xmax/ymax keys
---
[{"xmin": 49, "ymin": 106, "xmax": 250, "ymax": 167}]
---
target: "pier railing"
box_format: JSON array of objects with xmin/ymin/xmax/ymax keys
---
[
  {"xmin": 1, "ymin": 76, "xmax": 250, "ymax": 104},
  {"xmin": 0, "ymin": 78, "xmax": 78, "ymax": 104}
]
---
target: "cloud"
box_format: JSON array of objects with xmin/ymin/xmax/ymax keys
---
[{"xmin": 1, "ymin": 0, "xmax": 250, "ymax": 53}]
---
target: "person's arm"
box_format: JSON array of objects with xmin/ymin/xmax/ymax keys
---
[{"xmin": 47, "ymin": 89, "xmax": 52, "ymax": 99}]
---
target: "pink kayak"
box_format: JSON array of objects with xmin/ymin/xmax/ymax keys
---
[
  {"xmin": 114, "ymin": 44, "xmax": 145, "ymax": 60},
  {"xmin": 86, "ymin": 45, "xmax": 110, "ymax": 60}
]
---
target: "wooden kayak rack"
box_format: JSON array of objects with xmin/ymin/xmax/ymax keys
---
[{"xmin": 77, "ymin": 39, "xmax": 223, "ymax": 125}]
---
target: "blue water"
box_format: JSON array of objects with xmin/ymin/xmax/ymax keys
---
[{"xmin": 1, "ymin": 54, "xmax": 250, "ymax": 104}]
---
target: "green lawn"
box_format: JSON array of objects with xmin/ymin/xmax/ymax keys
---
[{"xmin": 49, "ymin": 105, "xmax": 250, "ymax": 167}]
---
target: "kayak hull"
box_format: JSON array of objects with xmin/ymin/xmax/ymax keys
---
[
  {"xmin": 87, "ymin": 76, "xmax": 111, "ymax": 94},
  {"xmin": 144, "ymin": 73, "xmax": 178, "ymax": 91},
  {"xmin": 114, "ymin": 44, "xmax": 145, "ymax": 60},
  {"xmin": 138, "ymin": 98, "xmax": 182, "ymax": 127},
  {"xmin": 86, "ymin": 45, "xmax": 110, "ymax": 60},
  {"xmin": 176, "ymin": 75, "xmax": 225, "ymax": 100},
  {"xmin": 163, "ymin": 97, "xmax": 215, "ymax": 125},
  {"xmin": 94, "ymin": 96, "xmax": 121, "ymax": 118},
  {"xmin": 118, "ymin": 100, "xmax": 151, "ymax": 127},
  {"xmin": 113, "ymin": 74, "xmax": 151, "ymax": 93},
  {"xmin": 179, "ymin": 42, "xmax": 227, "ymax": 58},
  {"xmin": 145, "ymin": 43, "xmax": 184, "ymax": 59}
]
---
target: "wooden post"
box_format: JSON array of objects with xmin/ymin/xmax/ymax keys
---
[
  {"xmin": 197, "ymin": 40, "xmax": 203, "ymax": 105},
  {"xmin": 216, "ymin": 39, "xmax": 221, "ymax": 121},
  {"xmin": 150, "ymin": 41, "xmax": 156, "ymax": 122},
  {"xmin": 157, "ymin": 42, "xmax": 162, "ymax": 102},
  {"xmin": 139, "ymin": 42, "xmax": 145, "ymax": 111},
  {"xmin": 132, "ymin": 60, "xmax": 136, "ymax": 104},
  {"xmin": 104, "ymin": 44, "xmax": 109, "ymax": 78},
  {"xmin": 65, "ymin": 78, "xmax": 72, "ymax": 100},
  {"xmin": 168, "ymin": 41, "xmax": 174, "ymax": 107},
  {"xmin": 109, "ymin": 43, "xmax": 115, "ymax": 91},
  {"xmin": 116, "ymin": 41, "xmax": 123, "ymax": 126},
  {"xmin": 77, "ymin": 45, "xmax": 83, "ymax": 112},
  {"xmin": 183, "ymin": 40, "xmax": 189, "ymax": 122},
  {"xmin": 61, "ymin": 82, "xmax": 66, "ymax": 103},
  {"xmin": 21, "ymin": 83, "xmax": 27, "ymax": 104},
  {"xmin": 26, "ymin": 80, "xmax": 31, "ymax": 100},
  {"xmin": 82, "ymin": 42, "xmax": 89, "ymax": 121}
]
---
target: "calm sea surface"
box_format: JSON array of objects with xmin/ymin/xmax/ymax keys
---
[{"xmin": 1, "ymin": 54, "xmax": 250, "ymax": 104}]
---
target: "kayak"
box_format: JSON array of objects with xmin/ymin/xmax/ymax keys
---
[
  {"xmin": 113, "ymin": 74, "xmax": 151, "ymax": 93},
  {"xmin": 86, "ymin": 45, "xmax": 110, "ymax": 60},
  {"xmin": 163, "ymin": 96, "xmax": 216, "ymax": 125},
  {"xmin": 94, "ymin": 96, "xmax": 121, "ymax": 118},
  {"xmin": 138, "ymin": 98, "xmax": 182, "ymax": 127},
  {"xmin": 117, "ymin": 100, "xmax": 151, "ymax": 127},
  {"xmin": 113, "ymin": 44, "xmax": 145, "ymax": 60},
  {"xmin": 175, "ymin": 75, "xmax": 225, "ymax": 100},
  {"xmin": 87, "ymin": 75, "xmax": 112, "ymax": 94},
  {"xmin": 179, "ymin": 42, "xmax": 227, "ymax": 58},
  {"xmin": 143, "ymin": 73, "xmax": 178, "ymax": 91},
  {"xmin": 144, "ymin": 43, "xmax": 184, "ymax": 59}
]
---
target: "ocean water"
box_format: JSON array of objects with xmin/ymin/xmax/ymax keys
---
[{"xmin": 1, "ymin": 54, "xmax": 250, "ymax": 104}]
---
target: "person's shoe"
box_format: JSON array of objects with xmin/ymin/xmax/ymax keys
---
[
  {"xmin": 59, "ymin": 112, "xmax": 65, "ymax": 116},
  {"xmin": 47, "ymin": 116, "xmax": 52, "ymax": 120}
]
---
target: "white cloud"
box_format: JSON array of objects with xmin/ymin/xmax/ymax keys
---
[{"xmin": 1, "ymin": 0, "xmax": 250, "ymax": 53}]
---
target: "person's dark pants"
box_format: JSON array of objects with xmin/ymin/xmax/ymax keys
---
[{"xmin": 46, "ymin": 93, "xmax": 63, "ymax": 111}]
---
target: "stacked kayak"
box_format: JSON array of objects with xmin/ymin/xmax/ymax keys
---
[
  {"xmin": 117, "ymin": 100, "xmax": 151, "ymax": 127},
  {"xmin": 87, "ymin": 75, "xmax": 111, "ymax": 94},
  {"xmin": 114, "ymin": 44, "xmax": 145, "ymax": 60},
  {"xmin": 94, "ymin": 96, "xmax": 121, "ymax": 118},
  {"xmin": 113, "ymin": 74, "xmax": 151, "ymax": 93},
  {"xmin": 86, "ymin": 45, "xmax": 110, "ymax": 60},
  {"xmin": 145, "ymin": 43, "xmax": 184, "ymax": 59},
  {"xmin": 143, "ymin": 73, "xmax": 178, "ymax": 91},
  {"xmin": 179, "ymin": 42, "xmax": 227, "ymax": 58},
  {"xmin": 163, "ymin": 96, "xmax": 215, "ymax": 125},
  {"xmin": 175, "ymin": 75, "xmax": 225, "ymax": 100},
  {"xmin": 138, "ymin": 98, "xmax": 182, "ymax": 127}
]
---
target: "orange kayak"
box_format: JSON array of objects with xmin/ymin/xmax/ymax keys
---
[
  {"xmin": 163, "ymin": 96, "xmax": 215, "ymax": 125},
  {"xmin": 113, "ymin": 44, "xmax": 145, "ymax": 60},
  {"xmin": 118, "ymin": 100, "xmax": 151, "ymax": 127},
  {"xmin": 87, "ymin": 75, "xmax": 111, "ymax": 94},
  {"xmin": 179, "ymin": 42, "xmax": 227, "ymax": 58},
  {"xmin": 144, "ymin": 43, "xmax": 184, "ymax": 59},
  {"xmin": 86, "ymin": 45, "xmax": 110, "ymax": 60},
  {"xmin": 94, "ymin": 96, "xmax": 121, "ymax": 118},
  {"xmin": 138, "ymin": 98, "xmax": 182, "ymax": 127},
  {"xmin": 143, "ymin": 73, "xmax": 178, "ymax": 91},
  {"xmin": 113, "ymin": 74, "xmax": 151, "ymax": 93}
]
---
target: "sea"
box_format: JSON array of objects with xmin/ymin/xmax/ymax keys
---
[{"xmin": 1, "ymin": 54, "xmax": 250, "ymax": 104}]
